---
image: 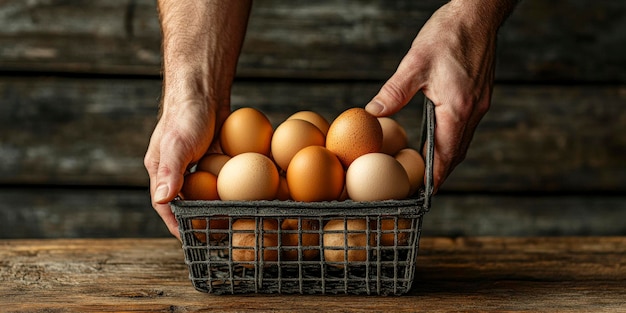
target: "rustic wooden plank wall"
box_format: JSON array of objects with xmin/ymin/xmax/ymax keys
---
[{"xmin": 1, "ymin": 0, "xmax": 624, "ymax": 238}]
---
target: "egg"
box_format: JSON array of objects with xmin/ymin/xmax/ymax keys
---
[
  {"xmin": 323, "ymin": 219, "xmax": 372, "ymax": 267},
  {"xmin": 286, "ymin": 146, "xmax": 344, "ymax": 202},
  {"xmin": 371, "ymin": 218, "xmax": 412, "ymax": 246},
  {"xmin": 196, "ymin": 153, "xmax": 231, "ymax": 176},
  {"xmin": 346, "ymin": 153, "xmax": 410, "ymax": 201},
  {"xmin": 394, "ymin": 148, "xmax": 425, "ymax": 196},
  {"xmin": 281, "ymin": 219, "xmax": 320, "ymax": 260},
  {"xmin": 287, "ymin": 111, "xmax": 330, "ymax": 136},
  {"xmin": 326, "ymin": 108, "xmax": 383, "ymax": 167},
  {"xmin": 220, "ymin": 107, "xmax": 273, "ymax": 157},
  {"xmin": 378, "ymin": 117, "xmax": 408, "ymax": 155},
  {"xmin": 178, "ymin": 171, "xmax": 227, "ymax": 242},
  {"xmin": 270, "ymin": 119, "xmax": 325, "ymax": 171},
  {"xmin": 191, "ymin": 217, "xmax": 229, "ymax": 243},
  {"xmin": 232, "ymin": 219, "xmax": 279, "ymax": 268},
  {"xmin": 179, "ymin": 171, "xmax": 219, "ymax": 200},
  {"xmin": 217, "ymin": 152, "xmax": 279, "ymax": 200},
  {"xmin": 275, "ymin": 175, "xmax": 291, "ymax": 200}
]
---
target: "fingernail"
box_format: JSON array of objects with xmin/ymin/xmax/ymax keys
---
[
  {"xmin": 155, "ymin": 184, "xmax": 170, "ymax": 203},
  {"xmin": 365, "ymin": 101, "xmax": 384, "ymax": 115}
]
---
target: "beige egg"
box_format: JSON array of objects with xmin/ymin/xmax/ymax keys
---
[
  {"xmin": 346, "ymin": 153, "xmax": 410, "ymax": 201},
  {"xmin": 287, "ymin": 111, "xmax": 330, "ymax": 136},
  {"xmin": 196, "ymin": 153, "xmax": 231, "ymax": 176},
  {"xmin": 287, "ymin": 146, "xmax": 345, "ymax": 202},
  {"xmin": 220, "ymin": 107, "xmax": 273, "ymax": 157},
  {"xmin": 281, "ymin": 219, "xmax": 320, "ymax": 261},
  {"xmin": 323, "ymin": 219, "xmax": 372, "ymax": 267},
  {"xmin": 326, "ymin": 108, "xmax": 383, "ymax": 167},
  {"xmin": 271, "ymin": 119, "xmax": 325, "ymax": 171},
  {"xmin": 232, "ymin": 219, "xmax": 279, "ymax": 268},
  {"xmin": 217, "ymin": 152, "xmax": 279, "ymax": 200},
  {"xmin": 378, "ymin": 117, "xmax": 408, "ymax": 155},
  {"xmin": 394, "ymin": 148, "xmax": 425, "ymax": 196}
]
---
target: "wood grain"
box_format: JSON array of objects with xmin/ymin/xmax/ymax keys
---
[
  {"xmin": 1, "ymin": 77, "xmax": 624, "ymax": 192},
  {"xmin": 0, "ymin": 237, "xmax": 624, "ymax": 312},
  {"xmin": 2, "ymin": 188, "xmax": 625, "ymax": 238},
  {"xmin": 0, "ymin": 0, "xmax": 624, "ymax": 82}
]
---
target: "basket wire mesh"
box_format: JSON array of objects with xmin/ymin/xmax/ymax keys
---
[{"xmin": 171, "ymin": 98, "xmax": 435, "ymax": 295}]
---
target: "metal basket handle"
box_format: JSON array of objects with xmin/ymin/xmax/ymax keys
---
[{"xmin": 419, "ymin": 96, "xmax": 436, "ymax": 211}]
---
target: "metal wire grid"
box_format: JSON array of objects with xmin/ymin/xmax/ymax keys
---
[{"xmin": 174, "ymin": 203, "xmax": 425, "ymax": 295}]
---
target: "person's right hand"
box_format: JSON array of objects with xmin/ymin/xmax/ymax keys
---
[{"xmin": 144, "ymin": 99, "xmax": 229, "ymax": 240}]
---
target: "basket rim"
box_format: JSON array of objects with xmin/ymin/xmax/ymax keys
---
[{"xmin": 170, "ymin": 196, "xmax": 427, "ymax": 218}]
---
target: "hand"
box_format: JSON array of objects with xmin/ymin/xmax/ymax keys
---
[
  {"xmin": 144, "ymin": 100, "xmax": 228, "ymax": 239},
  {"xmin": 365, "ymin": 1, "xmax": 516, "ymax": 193}
]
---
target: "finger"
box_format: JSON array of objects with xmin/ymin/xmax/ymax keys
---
[
  {"xmin": 151, "ymin": 134, "xmax": 195, "ymax": 241},
  {"xmin": 365, "ymin": 49, "xmax": 426, "ymax": 116},
  {"xmin": 154, "ymin": 202, "xmax": 182, "ymax": 240},
  {"xmin": 153, "ymin": 138, "xmax": 191, "ymax": 204}
]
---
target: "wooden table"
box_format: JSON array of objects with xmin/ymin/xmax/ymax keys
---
[{"xmin": 1, "ymin": 237, "xmax": 624, "ymax": 312}]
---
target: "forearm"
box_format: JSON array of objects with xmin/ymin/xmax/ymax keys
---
[{"xmin": 157, "ymin": 0, "xmax": 252, "ymax": 113}]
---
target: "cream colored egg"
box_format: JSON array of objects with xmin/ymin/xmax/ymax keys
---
[
  {"xmin": 394, "ymin": 148, "xmax": 425, "ymax": 196},
  {"xmin": 323, "ymin": 219, "xmax": 372, "ymax": 267},
  {"xmin": 217, "ymin": 152, "xmax": 279, "ymax": 200},
  {"xmin": 378, "ymin": 117, "xmax": 408, "ymax": 155},
  {"xmin": 287, "ymin": 111, "xmax": 330, "ymax": 136},
  {"xmin": 271, "ymin": 119, "xmax": 325, "ymax": 171},
  {"xmin": 346, "ymin": 153, "xmax": 410, "ymax": 201}
]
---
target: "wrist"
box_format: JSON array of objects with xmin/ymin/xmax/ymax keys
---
[{"xmin": 446, "ymin": 0, "xmax": 518, "ymax": 34}]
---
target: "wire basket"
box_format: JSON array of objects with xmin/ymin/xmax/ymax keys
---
[{"xmin": 171, "ymin": 98, "xmax": 435, "ymax": 295}]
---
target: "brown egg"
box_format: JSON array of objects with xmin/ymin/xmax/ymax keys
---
[
  {"xmin": 179, "ymin": 171, "xmax": 219, "ymax": 200},
  {"xmin": 281, "ymin": 219, "xmax": 320, "ymax": 261},
  {"xmin": 370, "ymin": 218, "xmax": 412, "ymax": 246},
  {"xmin": 323, "ymin": 219, "xmax": 372, "ymax": 267},
  {"xmin": 378, "ymin": 117, "xmax": 408, "ymax": 155},
  {"xmin": 220, "ymin": 107, "xmax": 273, "ymax": 157},
  {"xmin": 286, "ymin": 146, "xmax": 344, "ymax": 202},
  {"xmin": 191, "ymin": 217, "xmax": 229, "ymax": 243},
  {"xmin": 217, "ymin": 152, "xmax": 279, "ymax": 200},
  {"xmin": 179, "ymin": 172, "xmax": 226, "ymax": 242},
  {"xmin": 326, "ymin": 108, "xmax": 383, "ymax": 167},
  {"xmin": 394, "ymin": 148, "xmax": 425, "ymax": 196},
  {"xmin": 270, "ymin": 119, "xmax": 325, "ymax": 171},
  {"xmin": 196, "ymin": 153, "xmax": 231, "ymax": 176},
  {"xmin": 232, "ymin": 219, "xmax": 279, "ymax": 268},
  {"xmin": 275, "ymin": 175, "xmax": 291, "ymax": 200},
  {"xmin": 287, "ymin": 111, "xmax": 330, "ymax": 136},
  {"xmin": 346, "ymin": 153, "xmax": 410, "ymax": 201}
]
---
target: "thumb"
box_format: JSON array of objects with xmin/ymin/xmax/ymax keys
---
[
  {"xmin": 365, "ymin": 55, "xmax": 425, "ymax": 117},
  {"xmin": 154, "ymin": 142, "xmax": 190, "ymax": 204}
]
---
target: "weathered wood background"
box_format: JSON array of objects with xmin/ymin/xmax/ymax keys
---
[{"xmin": 1, "ymin": 0, "xmax": 624, "ymax": 238}]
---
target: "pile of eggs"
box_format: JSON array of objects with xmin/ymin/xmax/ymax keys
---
[
  {"xmin": 181, "ymin": 107, "xmax": 426, "ymax": 265},
  {"xmin": 179, "ymin": 107, "xmax": 425, "ymax": 202}
]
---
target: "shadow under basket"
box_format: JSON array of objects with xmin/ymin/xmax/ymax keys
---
[{"xmin": 171, "ymin": 98, "xmax": 435, "ymax": 295}]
